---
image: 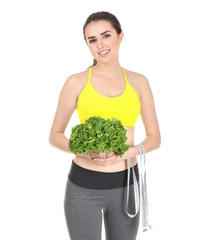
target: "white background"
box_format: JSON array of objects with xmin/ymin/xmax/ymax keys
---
[{"xmin": 0, "ymin": 0, "xmax": 203, "ymax": 239}]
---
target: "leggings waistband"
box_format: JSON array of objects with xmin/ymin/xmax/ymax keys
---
[{"xmin": 68, "ymin": 159, "xmax": 139, "ymax": 190}]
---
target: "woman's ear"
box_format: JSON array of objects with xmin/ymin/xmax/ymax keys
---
[{"xmin": 119, "ymin": 31, "xmax": 124, "ymax": 43}]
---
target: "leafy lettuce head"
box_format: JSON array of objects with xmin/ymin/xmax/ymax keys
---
[{"xmin": 68, "ymin": 116, "xmax": 130, "ymax": 157}]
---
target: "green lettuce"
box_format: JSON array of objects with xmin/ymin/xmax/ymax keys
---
[{"xmin": 68, "ymin": 116, "xmax": 130, "ymax": 157}]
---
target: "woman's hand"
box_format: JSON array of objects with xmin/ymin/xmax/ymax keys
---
[
  {"xmin": 90, "ymin": 151, "xmax": 121, "ymax": 167},
  {"xmin": 76, "ymin": 152, "xmax": 94, "ymax": 161},
  {"xmin": 76, "ymin": 151, "xmax": 109, "ymax": 161},
  {"xmin": 77, "ymin": 151, "xmax": 116, "ymax": 165},
  {"xmin": 90, "ymin": 147, "xmax": 138, "ymax": 167}
]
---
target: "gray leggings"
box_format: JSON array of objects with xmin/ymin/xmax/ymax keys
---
[{"xmin": 64, "ymin": 178, "xmax": 140, "ymax": 240}]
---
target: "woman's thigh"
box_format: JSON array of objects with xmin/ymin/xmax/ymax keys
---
[
  {"xmin": 103, "ymin": 183, "xmax": 140, "ymax": 240},
  {"xmin": 64, "ymin": 179, "xmax": 109, "ymax": 240}
]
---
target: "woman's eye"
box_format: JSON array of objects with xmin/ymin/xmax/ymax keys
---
[
  {"xmin": 89, "ymin": 39, "xmax": 95, "ymax": 43},
  {"xmin": 89, "ymin": 34, "xmax": 111, "ymax": 44},
  {"xmin": 104, "ymin": 34, "xmax": 111, "ymax": 38}
]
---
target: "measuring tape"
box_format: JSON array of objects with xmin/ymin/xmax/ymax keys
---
[{"xmin": 126, "ymin": 144, "xmax": 153, "ymax": 232}]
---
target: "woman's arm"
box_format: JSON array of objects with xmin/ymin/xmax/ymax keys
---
[
  {"xmin": 49, "ymin": 132, "xmax": 72, "ymax": 153},
  {"xmin": 137, "ymin": 74, "xmax": 161, "ymax": 153},
  {"xmin": 49, "ymin": 74, "xmax": 80, "ymax": 153}
]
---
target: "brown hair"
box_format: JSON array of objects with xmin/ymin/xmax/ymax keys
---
[{"xmin": 83, "ymin": 11, "xmax": 123, "ymax": 69}]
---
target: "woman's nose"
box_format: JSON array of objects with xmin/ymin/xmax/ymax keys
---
[{"xmin": 96, "ymin": 39, "xmax": 104, "ymax": 48}]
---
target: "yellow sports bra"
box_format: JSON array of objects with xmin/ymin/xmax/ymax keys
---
[{"xmin": 76, "ymin": 67, "xmax": 141, "ymax": 128}]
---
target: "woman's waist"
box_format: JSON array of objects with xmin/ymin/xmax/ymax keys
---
[{"xmin": 68, "ymin": 158, "xmax": 139, "ymax": 190}]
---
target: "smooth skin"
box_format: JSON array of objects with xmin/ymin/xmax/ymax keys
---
[{"xmin": 49, "ymin": 20, "xmax": 161, "ymax": 169}]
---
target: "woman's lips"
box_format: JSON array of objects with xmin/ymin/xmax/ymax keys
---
[{"xmin": 98, "ymin": 49, "xmax": 110, "ymax": 57}]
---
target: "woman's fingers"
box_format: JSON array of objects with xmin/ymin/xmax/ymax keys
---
[
  {"xmin": 89, "ymin": 152, "xmax": 97, "ymax": 158},
  {"xmin": 106, "ymin": 151, "xmax": 114, "ymax": 157},
  {"xmin": 77, "ymin": 153, "xmax": 93, "ymax": 160},
  {"xmin": 82, "ymin": 151, "xmax": 116, "ymax": 161},
  {"xmin": 90, "ymin": 151, "xmax": 106, "ymax": 158},
  {"xmin": 98, "ymin": 152, "xmax": 106, "ymax": 158}
]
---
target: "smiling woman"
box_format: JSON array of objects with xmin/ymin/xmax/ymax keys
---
[
  {"xmin": 84, "ymin": 20, "xmax": 124, "ymax": 68},
  {"xmin": 83, "ymin": 13, "xmax": 123, "ymax": 68},
  {"xmin": 49, "ymin": 11, "xmax": 161, "ymax": 240}
]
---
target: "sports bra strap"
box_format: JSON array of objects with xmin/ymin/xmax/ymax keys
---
[
  {"xmin": 122, "ymin": 68, "xmax": 128, "ymax": 82},
  {"xmin": 88, "ymin": 67, "xmax": 92, "ymax": 81}
]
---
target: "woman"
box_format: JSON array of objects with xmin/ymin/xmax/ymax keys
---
[{"xmin": 49, "ymin": 11, "xmax": 161, "ymax": 240}]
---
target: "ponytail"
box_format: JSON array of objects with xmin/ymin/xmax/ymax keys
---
[{"xmin": 87, "ymin": 58, "xmax": 97, "ymax": 69}]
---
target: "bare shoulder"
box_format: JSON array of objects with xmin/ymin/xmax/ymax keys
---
[
  {"xmin": 124, "ymin": 68, "xmax": 149, "ymax": 100},
  {"xmin": 64, "ymin": 68, "xmax": 88, "ymax": 88},
  {"xmin": 124, "ymin": 68, "xmax": 148, "ymax": 83},
  {"xmin": 62, "ymin": 68, "xmax": 89, "ymax": 100}
]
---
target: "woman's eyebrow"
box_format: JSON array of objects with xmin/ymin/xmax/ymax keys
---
[{"xmin": 87, "ymin": 31, "xmax": 112, "ymax": 40}]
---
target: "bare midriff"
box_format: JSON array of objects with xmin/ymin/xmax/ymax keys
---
[{"xmin": 73, "ymin": 125, "xmax": 137, "ymax": 173}]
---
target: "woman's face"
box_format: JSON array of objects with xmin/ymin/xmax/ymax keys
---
[{"xmin": 84, "ymin": 20, "xmax": 124, "ymax": 64}]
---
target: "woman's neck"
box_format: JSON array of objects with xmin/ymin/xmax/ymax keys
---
[{"xmin": 92, "ymin": 62, "xmax": 122, "ymax": 79}]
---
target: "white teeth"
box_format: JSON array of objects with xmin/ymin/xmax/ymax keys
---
[{"xmin": 99, "ymin": 50, "xmax": 109, "ymax": 55}]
